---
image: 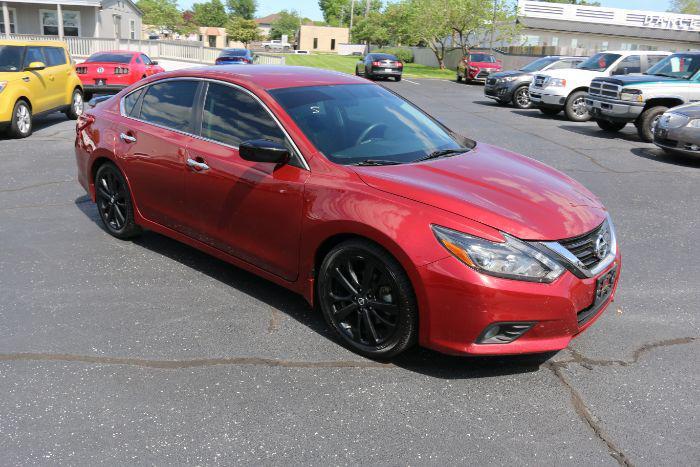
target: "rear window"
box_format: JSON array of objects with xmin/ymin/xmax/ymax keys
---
[
  {"xmin": 139, "ymin": 80, "xmax": 199, "ymax": 133},
  {"xmin": 370, "ymin": 54, "xmax": 398, "ymax": 61},
  {"xmin": 86, "ymin": 53, "xmax": 132, "ymax": 64},
  {"xmin": 0, "ymin": 45, "xmax": 24, "ymax": 72},
  {"xmin": 221, "ymin": 49, "xmax": 248, "ymax": 57}
]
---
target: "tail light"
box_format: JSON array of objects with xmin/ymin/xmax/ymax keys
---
[
  {"xmin": 241, "ymin": 58, "xmax": 250, "ymax": 63},
  {"xmin": 114, "ymin": 67, "xmax": 129, "ymax": 75},
  {"xmin": 75, "ymin": 66, "xmax": 87, "ymax": 74},
  {"xmin": 372, "ymin": 61, "xmax": 381, "ymax": 67},
  {"xmin": 397, "ymin": 62, "xmax": 403, "ymax": 68}
]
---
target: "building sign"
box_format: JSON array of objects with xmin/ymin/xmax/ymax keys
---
[{"xmin": 643, "ymin": 15, "xmax": 700, "ymax": 31}]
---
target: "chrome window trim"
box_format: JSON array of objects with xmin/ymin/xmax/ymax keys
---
[
  {"xmin": 537, "ymin": 213, "xmax": 618, "ymax": 278},
  {"xmin": 119, "ymin": 76, "xmax": 310, "ymax": 171}
]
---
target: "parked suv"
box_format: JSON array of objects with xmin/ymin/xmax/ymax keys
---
[
  {"xmin": 0, "ymin": 40, "xmax": 84, "ymax": 138},
  {"xmin": 529, "ymin": 51, "xmax": 671, "ymax": 122},
  {"xmin": 586, "ymin": 52, "xmax": 700, "ymax": 141},
  {"xmin": 457, "ymin": 53, "xmax": 502, "ymax": 83},
  {"xmin": 485, "ymin": 56, "xmax": 584, "ymax": 109}
]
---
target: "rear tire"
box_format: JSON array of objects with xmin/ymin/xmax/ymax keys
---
[
  {"xmin": 94, "ymin": 162, "xmax": 142, "ymax": 240},
  {"xmin": 317, "ymin": 239, "xmax": 418, "ymax": 359},
  {"xmin": 395, "ymin": 76, "xmax": 401, "ymax": 82},
  {"xmin": 539, "ymin": 107, "xmax": 561, "ymax": 116},
  {"xmin": 9, "ymin": 100, "xmax": 32, "ymax": 138},
  {"xmin": 596, "ymin": 119, "xmax": 626, "ymax": 132},
  {"xmin": 65, "ymin": 88, "xmax": 83, "ymax": 120},
  {"xmin": 637, "ymin": 106, "xmax": 668, "ymax": 143},
  {"xmin": 564, "ymin": 90, "xmax": 590, "ymax": 122}
]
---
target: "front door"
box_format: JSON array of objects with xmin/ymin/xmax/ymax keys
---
[
  {"xmin": 184, "ymin": 81, "xmax": 309, "ymax": 281},
  {"xmin": 114, "ymin": 79, "xmax": 201, "ymax": 232},
  {"xmin": 21, "ymin": 46, "xmax": 52, "ymax": 112}
]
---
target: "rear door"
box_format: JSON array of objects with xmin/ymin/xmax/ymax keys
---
[
  {"xmin": 183, "ymin": 81, "xmax": 309, "ymax": 280},
  {"xmin": 42, "ymin": 46, "xmax": 71, "ymax": 107},
  {"xmin": 114, "ymin": 79, "xmax": 201, "ymax": 232}
]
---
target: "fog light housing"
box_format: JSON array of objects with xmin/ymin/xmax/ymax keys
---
[{"xmin": 477, "ymin": 322, "xmax": 535, "ymax": 344}]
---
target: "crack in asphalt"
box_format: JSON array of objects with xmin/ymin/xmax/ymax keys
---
[
  {"xmin": 0, "ymin": 179, "xmax": 75, "ymax": 193},
  {"xmin": 560, "ymin": 337, "xmax": 696, "ymax": 370}
]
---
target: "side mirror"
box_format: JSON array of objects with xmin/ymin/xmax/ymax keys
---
[
  {"xmin": 25, "ymin": 61, "xmax": 46, "ymax": 71},
  {"xmin": 239, "ymin": 139, "xmax": 290, "ymax": 164}
]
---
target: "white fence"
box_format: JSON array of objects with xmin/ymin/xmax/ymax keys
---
[{"xmin": 7, "ymin": 34, "xmax": 285, "ymax": 65}]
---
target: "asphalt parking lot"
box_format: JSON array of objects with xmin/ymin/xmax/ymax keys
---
[{"xmin": 1, "ymin": 78, "xmax": 698, "ymax": 465}]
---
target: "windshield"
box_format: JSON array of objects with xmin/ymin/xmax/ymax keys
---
[
  {"xmin": 0, "ymin": 46, "xmax": 24, "ymax": 72},
  {"xmin": 270, "ymin": 84, "xmax": 473, "ymax": 165},
  {"xmin": 577, "ymin": 53, "xmax": 621, "ymax": 71},
  {"xmin": 85, "ymin": 53, "xmax": 132, "ymax": 63},
  {"xmin": 646, "ymin": 54, "xmax": 700, "ymax": 80},
  {"xmin": 221, "ymin": 49, "xmax": 248, "ymax": 57},
  {"xmin": 469, "ymin": 54, "xmax": 496, "ymax": 63},
  {"xmin": 520, "ymin": 57, "xmax": 558, "ymax": 72}
]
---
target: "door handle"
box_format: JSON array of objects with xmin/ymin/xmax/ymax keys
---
[
  {"xmin": 48, "ymin": 75, "xmax": 55, "ymax": 81},
  {"xmin": 186, "ymin": 158, "xmax": 209, "ymax": 171},
  {"xmin": 119, "ymin": 132, "xmax": 136, "ymax": 143}
]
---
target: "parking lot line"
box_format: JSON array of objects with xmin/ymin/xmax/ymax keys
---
[{"xmin": 403, "ymin": 79, "xmax": 420, "ymax": 85}]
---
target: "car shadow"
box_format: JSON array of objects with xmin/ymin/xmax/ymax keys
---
[
  {"xmin": 510, "ymin": 109, "xmax": 570, "ymax": 121},
  {"xmin": 558, "ymin": 124, "xmax": 643, "ymax": 143},
  {"xmin": 0, "ymin": 113, "xmax": 72, "ymax": 140},
  {"xmin": 630, "ymin": 147, "xmax": 700, "ymax": 168},
  {"xmin": 74, "ymin": 195, "xmax": 554, "ymax": 379}
]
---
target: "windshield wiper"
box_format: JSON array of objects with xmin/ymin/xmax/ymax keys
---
[
  {"xmin": 413, "ymin": 147, "xmax": 470, "ymax": 163},
  {"xmin": 351, "ymin": 159, "xmax": 404, "ymax": 166}
]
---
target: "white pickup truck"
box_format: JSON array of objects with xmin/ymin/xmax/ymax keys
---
[{"xmin": 529, "ymin": 51, "xmax": 671, "ymax": 122}]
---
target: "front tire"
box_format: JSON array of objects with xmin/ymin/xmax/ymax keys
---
[
  {"xmin": 94, "ymin": 163, "xmax": 142, "ymax": 239},
  {"xmin": 512, "ymin": 85, "xmax": 532, "ymax": 109},
  {"xmin": 317, "ymin": 239, "xmax": 418, "ymax": 359},
  {"xmin": 637, "ymin": 106, "xmax": 668, "ymax": 142},
  {"xmin": 65, "ymin": 88, "xmax": 83, "ymax": 120},
  {"xmin": 9, "ymin": 100, "xmax": 32, "ymax": 138},
  {"xmin": 564, "ymin": 90, "xmax": 590, "ymax": 122},
  {"xmin": 596, "ymin": 119, "xmax": 626, "ymax": 132}
]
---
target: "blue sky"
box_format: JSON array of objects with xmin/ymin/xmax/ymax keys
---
[{"xmin": 178, "ymin": 0, "xmax": 673, "ymax": 22}]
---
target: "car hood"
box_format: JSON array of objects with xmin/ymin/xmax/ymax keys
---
[
  {"xmin": 595, "ymin": 74, "xmax": 683, "ymax": 86},
  {"xmin": 351, "ymin": 143, "xmax": 605, "ymax": 241},
  {"xmin": 540, "ymin": 68, "xmax": 603, "ymax": 87},
  {"xmin": 490, "ymin": 70, "xmax": 528, "ymax": 79},
  {"xmin": 667, "ymin": 102, "xmax": 700, "ymax": 118},
  {"xmin": 470, "ymin": 61, "xmax": 501, "ymax": 69}
]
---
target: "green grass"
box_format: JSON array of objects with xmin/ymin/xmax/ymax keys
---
[{"xmin": 284, "ymin": 53, "xmax": 453, "ymax": 79}]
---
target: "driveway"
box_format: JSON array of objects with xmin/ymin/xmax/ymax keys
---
[{"xmin": 0, "ymin": 78, "xmax": 697, "ymax": 465}]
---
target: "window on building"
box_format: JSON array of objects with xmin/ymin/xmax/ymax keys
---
[
  {"xmin": 129, "ymin": 20, "xmax": 136, "ymax": 40},
  {"xmin": 331, "ymin": 38, "xmax": 336, "ymax": 50},
  {"xmin": 139, "ymin": 80, "xmax": 199, "ymax": 133},
  {"xmin": 600, "ymin": 41, "xmax": 609, "ymax": 51},
  {"xmin": 551, "ymin": 36, "xmax": 558, "ymax": 47},
  {"xmin": 0, "ymin": 7, "xmax": 17, "ymax": 34},
  {"xmin": 40, "ymin": 9, "xmax": 81, "ymax": 36},
  {"xmin": 201, "ymin": 83, "xmax": 285, "ymax": 147},
  {"xmin": 208, "ymin": 35, "xmax": 216, "ymax": 47},
  {"xmin": 42, "ymin": 47, "xmax": 67, "ymax": 66},
  {"xmin": 521, "ymin": 35, "xmax": 540, "ymax": 46},
  {"xmin": 571, "ymin": 38, "xmax": 578, "ymax": 49},
  {"xmin": 313, "ymin": 37, "xmax": 318, "ymax": 49}
]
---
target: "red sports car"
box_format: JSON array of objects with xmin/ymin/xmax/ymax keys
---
[
  {"xmin": 457, "ymin": 52, "xmax": 503, "ymax": 83},
  {"xmin": 75, "ymin": 66, "xmax": 620, "ymax": 359},
  {"xmin": 75, "ymin": 51, "xmax": 164, "ymax": 99}
]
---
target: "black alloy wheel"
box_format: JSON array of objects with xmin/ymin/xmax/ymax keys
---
[
  {"xmin": 95, "ymin": 163, "xmax": 141, "ymax": 239},
  {"xmin": 318, "ymin": 240, "xmax": 417, "ymax": 358}
]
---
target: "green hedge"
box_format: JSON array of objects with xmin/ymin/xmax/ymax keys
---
[{"xmin": 379, "ymin": 48, "xmax": 414, "ymax": 63}]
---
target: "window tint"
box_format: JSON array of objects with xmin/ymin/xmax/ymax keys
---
[
  {"xmin": 647, "ymin": 55, "xmax": 667, "ymax": 68},
  {"xmin": 578, "ymin": 53, "xmax": 621, "ymax": 71},
  {"xmin": 123, "ymin": 88, "xmax": 145, "ymax": 116},
  {"xmin": 613, "ymin": 55, "xmax": 641, "ymax": 75},
  {"xmin": 23, "ymin": 47, "xmax": 45, "ymax": 67},
  {"xmin": 86, "ymin": 53, "xmax": 132, "ymax": 63},
  {"xmin": 202, "ymin": 83, "xmax": 285, "ymax": 147},
  {"xmin": 42, "ymin": 47, "xmax": 67, "ymax": 66},
  {"xmin": 140, "ymin": 54, "xmax": 152, "ymax": 65},
  {"xmin": 0, "ymin": 45, "xmax": 24, "ymax": 72},
  {"xmin": 139, "ymin": 80, "xmax": 198, "ymax": 132}
]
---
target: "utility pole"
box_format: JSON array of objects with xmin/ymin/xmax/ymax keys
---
[{"xmin": 350, "ymin": 0, "xmax": 355, "ymax": 30}]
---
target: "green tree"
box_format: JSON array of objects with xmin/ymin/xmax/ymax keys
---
[
  {"xmin": 403, "ymin": 0, "xmax": 452, "ymax": 69},
  {"xmin": 270, "ymin": 10, "xmax": 302, "ymax": 40},
  {"xmin": 226, "ymin": 16, "xmax": 261, "ymax": 46},
  {"xmin": 226, "ymin": 0, "xmax": 257, "ymax": 19},
  {"xmin": 137, "ymin": 0, "xmax": 183, "ymax": 31},
  {"xmin": 669, "ymin": 0, "xmax": 700, "ymax": 14},
  {"xmin": 318, "ymin": 0, "xmax": 382, "ymax": 27},
  {"xmin": 383, "ymin": 2, "xmax": 419, "ymax": 46},
  {"xmin": 448, "ymin": 0, "xmax": 519, "ymax": 55},
  {"xmin": 193, "ymin": 0, "xmax": 228, "ymax": 27},
  {"xmin": 351, "ymin": 11, "xmax": 390, "ymax": 47}
]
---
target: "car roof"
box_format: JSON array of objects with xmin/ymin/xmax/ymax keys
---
[
  {"xmin": 163, "ymin": 65, "xmax": 368, "ymax": 90},
  {"xmin": 0, "ymin": 39, "xmax": 67, "ymax": 47},
  {"xmin": 90, "ymin": 50, "xmax": 138, "ymax": 55},
  {"xmin": 596, "ymin": 50, "xmax": 672, "ymax": 55}
]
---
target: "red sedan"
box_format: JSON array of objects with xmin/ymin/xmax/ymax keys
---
[
  {"xmin": 75, "ymin": 51, "xmax": 164, "ymax": 99},
  {"xmin": 75, "ymin": 66, "xmax": 620, "ymax": 358}
]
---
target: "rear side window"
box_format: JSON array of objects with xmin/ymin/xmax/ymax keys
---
[
  {"xmin": 139, "ymin": 80, "xmax": 198, "ymax": 133},
  {"xmin": 23, "ymin": 47, "xmax": 45, "ymax": 67},
  {"xmin": 42, "ymin": 47, "xmax": 67, "ymax": 66},
  {"xmin": 123, "ymin": 87, "xmax": 145, "ymax": 116},
  {"xmin": 201, "ymin": 82, "xmax": 285, "ymax": 147}
]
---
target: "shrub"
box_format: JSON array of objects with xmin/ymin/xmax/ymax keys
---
[{"xmin": 380, "ymin": 48, "xmax": 413, "ymax": 63}]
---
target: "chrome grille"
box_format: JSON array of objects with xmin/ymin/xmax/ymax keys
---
[
  {"xmin": 589, "ymin": 80, "xmax": 621, "ymax": 99},
  {"xmin": 487, "ymin": 77, "xmax": 497, "ymax": 85},
  {"xmin": 559, "ymin": 222, "xmax": 607, "ymax": 270}
]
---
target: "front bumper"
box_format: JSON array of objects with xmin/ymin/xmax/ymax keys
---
[
  {"xmin": 653, "ymin": 125, "xmax": 700, "ymax": 156},
  {"xmin": 370, "ymin": 68, "xmax": 402, "ymax": 77},
  {"xmin": 484, "ymin": 82, "xmax": 515, "ymax": 101},
  {"xmin": 585, "ymin": 96, "xmax": 644, "ymax": 122},
  {"xmin": 416, "ymin": 252, "xmax": 621, "ymax": 356},
  {"xmin": 529, "ymin": 89, "xmax": 566, "ymax": 109}
]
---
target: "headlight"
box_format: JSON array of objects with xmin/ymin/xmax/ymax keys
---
[
  {"xmin": 432, "ymin": 225, "xmax": 565, "ymax": 283},
  {"xmin": 686, "ymin": 119, "xmax": 700, "ymax": 128},
  {"xmin": 0, "ymin": 81, "xmax": 7, "ymax": 93},
  {"xmin": 547, "ymin": 78, "xmax": 566, "ymax": 87},
  {"xmin": 620, "ymin": 89, "xmax": 644, "ymax": 103},
  {"xmin": 499, "ymin": 76, "xmax": 516, "ymax": 83}
]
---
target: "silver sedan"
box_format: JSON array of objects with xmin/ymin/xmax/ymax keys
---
[{"xmin": 653, "ymin": 103, "xmax": 700, "ymax": 157}]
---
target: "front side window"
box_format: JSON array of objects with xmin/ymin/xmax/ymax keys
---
[
  {"xmin": 139, "ymin": 80, "xmax": 198, "ymax": 133},
  {"xmin": 0, "ymin": 45, "xmax": 24, "ymax": 72},
  {"xmin": 646, "ymin": 54, "xmax": 700, "ymax": 80},
  {"xmin": 201, "ymin": 83, "xmax": 285, "ymax": 147},
  {"xmin": 613, "ymin": 55, "xmax": 641, "ymax": 75},
  {"xmin": 140, "ymin": 54, "xmax": 152, "ymax": 65},
  {"xmin": 577, "ymin": 53, "xmax": 621, "ymax": 72},
  {"xmin": 42, "ymin": 47, "xmax": 67, "ymax": 67},
  {"xmin": 270, "ymin": 84, "xmax": 472, "ymax": 165}
]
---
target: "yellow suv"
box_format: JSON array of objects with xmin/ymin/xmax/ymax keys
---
[{"xmin": 0, "ymin": 40, "xmax": 83, "ymax": 138}]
